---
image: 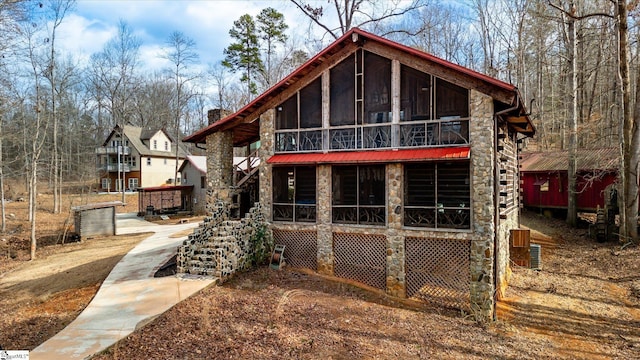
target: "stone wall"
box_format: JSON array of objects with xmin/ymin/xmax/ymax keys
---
[
  {"xmin": 468, "ymin": 89, "xmax": 497, "ymax": 321},
  {"xmin": 205, "ymin": 131, "xmax": 234, "ymax": 212},
  {"xmin": 177, "ymin": 201, "xmax": 268, "ymax": 278}
]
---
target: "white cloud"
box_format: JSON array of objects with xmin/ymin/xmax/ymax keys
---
[
  {"xmin": 56, "ymin": 13, "xmax": 116, "ymax": 63},
  {"xmin": 55, "ymin": 0, "xmax": 315, "ymax": 70}
]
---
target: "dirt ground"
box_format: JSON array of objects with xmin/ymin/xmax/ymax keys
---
[{"xmin": 1, "ymin": 195, "xmax": 639, "ymax": 358}]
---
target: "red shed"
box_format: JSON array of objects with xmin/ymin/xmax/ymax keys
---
[{"xmin": 520, "ymin": 148, "xmax": 618, "ymax": 212}]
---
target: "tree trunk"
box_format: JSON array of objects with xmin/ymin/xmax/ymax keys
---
[
  {"xmin": 617, "ymin": 0, "xmax": 638, "ymax": 243},
  {"xmin": 566, "ymin": 5, "xmax": 578, "ymax": 227},
  {"xmin": 0, "ymin": 114, "xmax": 5, "ymax": 233}
]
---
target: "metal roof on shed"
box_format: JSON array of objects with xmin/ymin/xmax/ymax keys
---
[{"xmin": 520, "ymin": 148, "xmax": 619, "ymax": 172}]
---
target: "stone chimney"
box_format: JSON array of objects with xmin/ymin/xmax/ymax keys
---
[{"xmin": 207, "ymin": 109, "xmax": 232, "ymax": 125}]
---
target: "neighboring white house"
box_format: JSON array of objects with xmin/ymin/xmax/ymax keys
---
[
  {"xmin": 179, "ymin": 155, "xmax": 207, "ymax": 214},
  {"xmin": 96, "ymin": 125, "xmax": 188, "ymax": 192}
]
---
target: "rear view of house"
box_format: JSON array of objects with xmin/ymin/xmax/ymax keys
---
[{"xmin": 182, "ymin": 28, "xmax": 534, "ymax": 321}]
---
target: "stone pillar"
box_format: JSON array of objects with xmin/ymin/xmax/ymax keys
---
[
  {"xmin": 259, "ymin": 109, "xmax": 274, "ymax": 221},
  {"xmin": 205, "ymin": 130, "xmax": 234, "ymax": 212},
  {"xmin": 468, "ymin": 89, "xmax": 496, "ymax": 321},
  {"xmin": 386, "ymin": 163, "xmax": 405, "ymax": 297},
  {"xmin": 208, "ymin": 108, "xmax": 231, "ymax": 125},
  {"xmin": 316, "ymin": 164, "xmax": 333, "ymax": 275}
]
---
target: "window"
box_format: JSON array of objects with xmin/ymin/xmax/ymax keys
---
[
  {"xmin": 330, "ymin": 54, "xmax": 356, "ymax": 127},
  {"xmin": 115, "ymin": 179, "xmax": 124, "ymax": 192},
  {"xmin": 404, "ymin": 162, "xmax": 470, "ymax": 229},
  {"xmin": 399, "ymin": 65, "xmax": 469, "ymax": 147},
  {"xmin": 101, "ymin": 178, "xmax": 110, "ymax": 190},
  {"xmin": 275, "ymin": 78, "xmax": 322, "ymax": 152},
  {"xmin": 200, "ymin": 176, "xmax": 206, "ymax": 189},
  {"xmin": 147, "ymin": 158, "xmax": 151, "ymax": 166},
  {"xmin": 124, "ymin": 156, "xmax": 136, "ymax": 167},
  {"xmin": 435, "ymin": 78, "xmax": 469, "ymax": 119},
  {"xmin": 332, "ymin": 165, "xmax": 385, "ymax": 225},
  {"xmin": 164, "ymin": 141, "xmax": 168, "ymax": 151},
  {"xmin": 128, "ymin": 178, "xmax": 138, "ymax": 190},
  {"xmin": 401, "ymin": 65, "xmax": 432, "ymax": 121},
  {"xmin": 272, "ymin": 166, "xmax": 316, "ymax": 222},
  {"xmin": 153, "ymin": 140, "xmax": 157, "ymax": 149},
  {"xmin": 164, "ymin": 158, "xmax": 167, "ymax": 165},
  {"xmin": 364, "ymin": 52, "xmax": 391, "ymax": 124}
]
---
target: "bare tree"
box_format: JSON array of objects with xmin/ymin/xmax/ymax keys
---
[
  {"xmin": 290, "ymin": 0, "xmax": 426, "ymax": 39},
  {"xmin": 618, "ymin": 0, "xmax": 639, "ymax": 244},
  {"xmin": 16, "ymin": 8, "xmax": 51, "ymax": 259},
  {"xmin": 42, "ymin": 0, "xmax": 75, "ymax": 214},
  {"xmin": 161, "ymin": 31, "xmax": 200, "ymax": 184}
]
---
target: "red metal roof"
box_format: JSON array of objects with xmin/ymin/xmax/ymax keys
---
[
  {"xmin": 184, "ymin": 27, "xmax": 533, "ymax": 145},
  {"xmin": 267, "ymin": 147, "xmax": 470, "ymax": 165}
]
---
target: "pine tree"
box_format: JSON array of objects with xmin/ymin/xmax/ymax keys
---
[{"xmin": 223, "ymin": 14, "xmax": 263, "ymax": 100}]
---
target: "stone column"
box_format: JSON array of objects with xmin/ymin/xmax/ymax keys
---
[
  {"xmin": 316, "ymin": 164, "xmax": 333, "ymax": 275},
  {"xmin": 205, "ymin": 130, "xmax": 234, "ymax": 212},
  {"xmin": 469, "ymin": 89, "xmax": 496, "ymax": 321},
  {"xmin": 386, "ymin": 163, "xmax": 405, "ymax": 297},
  {"xmin": 259, "ymin": 109, "xmax": 275, "ymax": 221}
]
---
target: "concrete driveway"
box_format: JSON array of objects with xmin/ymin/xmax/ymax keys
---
[{"xmin": 29, "ymin": 214, "xmax": 215, "ymax": 360}]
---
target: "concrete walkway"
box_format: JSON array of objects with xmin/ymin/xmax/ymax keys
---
[{"xmin": 30, "ymin": 214, "xmax": 215, "ymax": 360}]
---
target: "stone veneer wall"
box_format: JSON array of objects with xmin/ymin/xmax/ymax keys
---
[
  {"xmin": 205, "ymin": 131, "xmax": 234, "ymax": 212},
  {"xmin": 258, "ymin": 110, "xmax": 274, "ymax": 224},
  {"xmin": 468, "ymin": 89, "xmax": 497, "ymax": 321}
]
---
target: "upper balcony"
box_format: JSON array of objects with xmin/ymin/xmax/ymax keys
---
[
  {"xmin": 98, "ymin": 164, "xmax": 131, "ymax": 172},
  {"xmin": 95, "ymin": 146, "xmax": 131, "ymax": 155}
]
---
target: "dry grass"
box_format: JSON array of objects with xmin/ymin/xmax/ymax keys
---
[{"xmin": 1, "ymin": 192, "xmax": 139, "ymax": 265}]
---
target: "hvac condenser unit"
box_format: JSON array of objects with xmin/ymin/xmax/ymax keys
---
[{"xmin": 530, "ymin": 244, "xmax": 542, "ymax": 270}]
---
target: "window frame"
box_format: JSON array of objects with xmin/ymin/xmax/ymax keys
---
[
  {"xmin": 331, "ymin": 165, "xmax": 386, "ymax": 226},
  {"xmin": 272, "ymin": 166, "xmax": 317, "ymax": 223},
  {"xmin": 403, "ymin": 161, "xmax": 471, "ymax": 230},
  {"xmin": 128, "ymin": 178, "xmax": 138, "ymax": 190}
]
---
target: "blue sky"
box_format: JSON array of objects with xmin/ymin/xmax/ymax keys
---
[{"xmin": 56, "ymin": 0, "xmax": 307, "ymax": 70}]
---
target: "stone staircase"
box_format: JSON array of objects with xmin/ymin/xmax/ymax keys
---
[{"xmin": 177, "ymin": 201, "xmax": 267, "ymax": 279}]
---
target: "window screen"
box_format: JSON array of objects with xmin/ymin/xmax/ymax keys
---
[{"xmin": 330, "ymin": 54, "xmax": 355, "ymax": 126}]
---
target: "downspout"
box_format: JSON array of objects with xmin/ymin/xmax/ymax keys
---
[
  {"xmin": 195, "ymin": 142, "xmax": 207, "ymax": 150},
  {"xmin": 492, "ymin": 91, "xmax": 520, "ymax": 321}
]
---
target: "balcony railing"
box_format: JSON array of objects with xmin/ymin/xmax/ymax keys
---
[
  {"xmin": 99, "ymin": 164, "xmax": 131, "ymax": 172},
  {"xmin": 95, "ymin": 146, "xmax": 131, "ymax": 155},
  {"xmin": 274, "ymin": 118, "xmax": 469, "ymax": 153}
]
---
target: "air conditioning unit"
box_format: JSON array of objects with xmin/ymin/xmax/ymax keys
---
[{"xmin": 530, "ymin": 244, "xmax": 542, "ymax": 270}]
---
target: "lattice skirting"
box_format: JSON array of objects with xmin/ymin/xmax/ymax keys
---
[
  {"xmin": 272, "ymin": 229, "xmax": 318, "ymax": 270},
  {"xmin": 405, "ymin": 237, "xmax": 470, "ymax": 310},
  {"xmin": 333, "ymin": 232, "xmax": 387, "ymax": 290}
]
